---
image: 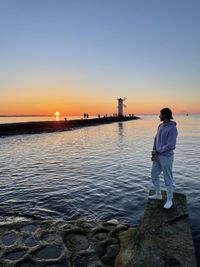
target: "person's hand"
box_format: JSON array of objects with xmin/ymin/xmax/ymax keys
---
[{"xmin": 151, "ymin": 150, "xmax": 157, "ymax": 161}]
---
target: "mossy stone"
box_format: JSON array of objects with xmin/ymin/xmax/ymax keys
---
[{"xmin": 64, "ymin": 234, "xmax": 89, "ymax": 251}]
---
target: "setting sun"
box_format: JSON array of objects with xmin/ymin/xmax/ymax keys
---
[{"xmin": 55, "ymin": 111, "xmax": 60, "ymax": 116}]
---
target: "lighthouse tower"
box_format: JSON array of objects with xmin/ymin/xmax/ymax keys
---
[{"xmin": 117, "ymin": 97, "xmax": 126, "ymax": 117}]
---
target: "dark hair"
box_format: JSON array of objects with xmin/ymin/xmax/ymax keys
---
[{"xmin": 160, "ymin": 107, "xmax": 173, "ymax": 120}]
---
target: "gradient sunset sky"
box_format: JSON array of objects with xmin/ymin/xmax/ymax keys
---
[{"xmin": 0, "ymin": 0, "xmax": 200, "ymax": 116}]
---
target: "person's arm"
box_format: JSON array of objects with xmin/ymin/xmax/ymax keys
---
[
  {"xmin": 152, "ymin": 124, "xmax": 161, "ymax": 152},
  {"xmin": 153, "ymin": 136, "xmax": 156, "ymax": 151},
  {"xmin": 156, "ymin": 127, "xmax": 177, "ymax": 153},
  {"xmin": 151, "ymin": 136, "xmax": 158, "ymax": 161}
]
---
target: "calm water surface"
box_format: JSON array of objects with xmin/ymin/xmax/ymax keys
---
[
  {"xmin": 0, "ymin": 115, "xmax": 84, "ymax": 124},
  {"xmin": 0, "ymin": 115, "xmax": 199, "ymax": 262}
]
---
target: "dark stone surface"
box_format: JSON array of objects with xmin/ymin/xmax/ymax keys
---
[
  {"xmin": 115, "ymin": 191, "xmax": 197, "ymax": 267},
  {"xmin": 24, "ymin": 237, "xmax": 39, "ymax": 247},
  {"xmin": 33, "ymin": 244, "xmax": 63, "ymax": 260},
  {"xmin": 20, "ymin": 223, "xmax": 39, "ymax": 233},
  {"xmin": 1, "ymin": 231, "xmax": 17, "ymax": 246},
  {"xmin": 42, "ymin": 232, "xmax": 57, "ymax": 242},
  {"xmin": 92, "ymin": 232, "xmax": 108, "ymax": 241},
  {"xmin": 4, "ymin": 249, "xmax": 27, "ymax": 261},
  {"xmin": 64, "ymin": 234, "xmax": 89, "ymax": 251},
  {"xmin": 0, "ymin": 219, "xmax": 121, "ymax": 266}
]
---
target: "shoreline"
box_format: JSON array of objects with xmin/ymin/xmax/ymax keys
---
[
  {"xmin": 0, "ymin": 191, "xmax": 197, "ymax": 266},
  {"xmin": 0, "ymin": 116, "xmax": 140, "ymax": 137}
]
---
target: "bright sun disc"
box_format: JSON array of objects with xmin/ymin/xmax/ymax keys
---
[{"xmin": 55, "ymin": 111, "xmax": 60, "ymax": 116}]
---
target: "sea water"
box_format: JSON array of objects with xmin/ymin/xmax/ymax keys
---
[{"xmin": 0, "ymin": 115, "xmax": 199, "ymax": 261}]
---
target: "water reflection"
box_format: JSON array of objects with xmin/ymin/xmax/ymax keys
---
[{"xmin": 118, "ymin": 122, "xmax": 124, "ymax": 137}]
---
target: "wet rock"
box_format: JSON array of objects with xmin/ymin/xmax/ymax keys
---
[
  {"xmin": 100, "ymin": 237, "xmax": 118, "ymax": 247},
  {"xmin": 92, "ymin": 231, "xmax": 108, "ymax": 241},
  {"xmin": 115, "ymin": 228, "xmax": 135, "ymax": 267},
  {"xmin": 20, "ymin": 223, "xmax": 39, "ymax": 234},
  {"xmin": 106, "ymin": 244, "xmax": 119, "ymax": 258},
  {"xmin": 17, "ymin": 260, "xmax": 69, "ymax": 267},
  {"xmin": 42, "ymin": 232, "xmax": 57, "ymax": 242},
  {"xmin": 71, "ymin": 254, "xmax": 89, "ymax": 267},
  {"xmin": 63, "ymin": 227, "xmax": 86, "ymax": 235},
  {"xmin": 110, "ymin": 224, "xmax": 129, "ymax": 237},
  {"xmin": 4, "ymin": 249, "xmax": 27, "ymax": 261},
  {"xmin": 0, "ymin": 219, "xmax": 123, "ymax": 266},
  {"xmin": 0, "ymin": 249, "xmax": 4, "ymax": 258},
  {"xmin": 64, "ymin": 234, "xmax": 89, "ymax": 251},
  {"xmin": 91, "ymin": 242, "xmax": 106, "ymax": 257},
  {"xmin": 164, "ymin": 256, "xmax": 181, "ymax": 267},
  {"xmin": 93, "ymin": 226, "xmax": 110, "ymax": 235},
  {"xmin": 1, "ymin": 231, "xmax": 17, "ymax": 246},
  {"xmin": 101, "ymin": 244, "xmax": 119, "ymax": 266},
  {"xmin": 76, "ymin": 220, "xmax": 97, "ymax": 230},
  {"xmin": 17, "ymin": 262, "xmax": 38, "ymax": 267},
  {"xmin": 59, "ymin": 222, "xmax": 74, "ymax": 230},
  {"xmin": 115, "ymin": 191, "xmax": 197, "ymax": 267},
  {"xmin": 42, "ymin": 264, "xmax": 70, "ymax": 267},
  {"xmin": 106, "ymin": 219, "xmax": 119, "ymax": 225},
  {"xmin": 24, "ymin": 236, "xmax": 39, "ymax": 247},
  {"xmin": 101, "ymin": 255, "xmax": 115, "ymax": 266},
  {"xmin": 86, "ymin": 254, "xmax": 102, "ymax": 267},
  {"xmin": 100, "ymin": 223, "xmax": 117, "ymax": 233},
  {"xmin": 33, "ymin": 244, "xmax": 62, "ymax": 260}
]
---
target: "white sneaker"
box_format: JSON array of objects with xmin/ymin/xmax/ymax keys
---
[
  {"xmin": 148, "ymin": 194, "xmax": 162, "ymax": 200},
  {"xmin": 164, "ymin": 200, "xmax": 173, "ymax": 209}
]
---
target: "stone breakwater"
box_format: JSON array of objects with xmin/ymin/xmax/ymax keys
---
[
  {"xmin": 0, "ymin": 192, "xmax": 197, "ymax": 267},
  {"xmin": 0, "ymin": 116, "xmax": 139, "ymax": 137},
  {"xmin": 0, "ymin": 218, "xmax": 127, "ymax": 267}
]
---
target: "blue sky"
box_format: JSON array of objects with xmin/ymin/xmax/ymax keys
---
[{"xmin": 0, "ymin": 0, "xmax": 200, "ymax": 115}]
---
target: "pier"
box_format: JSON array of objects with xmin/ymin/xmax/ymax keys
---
[{"xmin": 0, "ymin": 116, "xmax": 139, "ymax": 137}]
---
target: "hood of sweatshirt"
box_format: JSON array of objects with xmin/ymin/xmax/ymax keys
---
[{"xmin": 159, "ymin": 120, "xmax": 177, "ymax": 128}]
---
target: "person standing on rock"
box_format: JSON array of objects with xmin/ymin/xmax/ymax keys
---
[{"xmin": 149, "ymin": 108, "xmax": 178, "ymax": 209}]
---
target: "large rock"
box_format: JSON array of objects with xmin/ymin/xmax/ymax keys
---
[{"xmin": 115, "ymin": 191, "xmax": 197, "ymax": 267}]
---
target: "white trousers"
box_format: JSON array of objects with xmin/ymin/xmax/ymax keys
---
[{"xmin": 151, "ymin": 155, "xmax": 174, "ymax": 200}]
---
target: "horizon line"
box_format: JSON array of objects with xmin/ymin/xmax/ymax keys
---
[{"xmin": 0, "ymin": 113, "xmax": 199, "ymax": 117}]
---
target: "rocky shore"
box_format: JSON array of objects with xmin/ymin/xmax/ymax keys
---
[
  {"xmin": 0, "ymin": 191, "xmax": 197, "ymax": 266},
  {"xmin": 0, "ymin": 116, "xmax": 139, "ymax": 137},
  {"xmin": 0, "ymin": 218, "xmax": 126, "ymax": 267}
]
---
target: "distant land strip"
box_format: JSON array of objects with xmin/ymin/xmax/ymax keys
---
[
  {"xmin": 0, "ymin": 116, "xmax": 140, "ymax": 137},
  {"xmin": 0, "ymin": 115, "xmax": 52, "ymax": 117}
]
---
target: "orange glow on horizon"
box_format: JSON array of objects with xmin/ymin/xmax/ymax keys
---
[
  {"xmin": 1, "ymin": 90, "xmax": 200, "ymax": 116},
  {"xmin": 55, "ymin": 111, "xmax": 60, "ymax": 116}
]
